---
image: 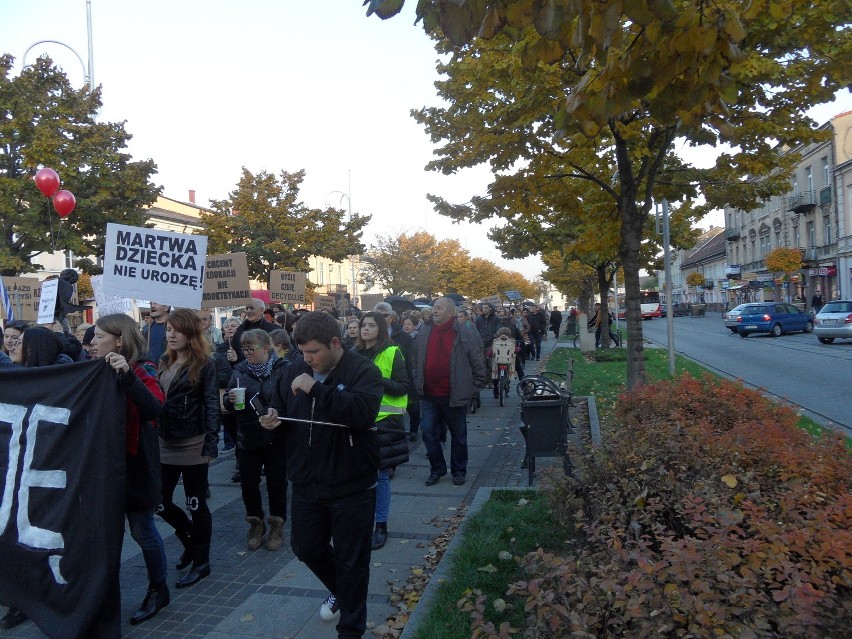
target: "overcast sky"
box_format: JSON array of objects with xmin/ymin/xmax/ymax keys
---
[{"xmin": 2, "ymin": 1, "xmax": 849, "ymax": 279}]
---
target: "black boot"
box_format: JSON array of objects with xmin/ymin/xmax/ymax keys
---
[
  {"xmin": 371, "ymin": 522, "xmax": 388, "ymax": 550},
  {"xmin": 2, "ymin": 608, "xmax": 27, "ymax": 630},
  {"xmin": 129, "ymin": 582, "xmax": 170, "ymax": 625},
  {"xmin": 175, "ymin": 529, "xmax": 192, "ymax": 570},
  {"xmin": 176, "ymin": 545, "xmax": 210, "ymax": 589}
]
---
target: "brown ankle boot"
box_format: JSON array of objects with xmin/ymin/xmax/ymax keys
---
[
  {"xmin": 266, "ymin": 516, "xmax": 285, "ymax": 551},
  {"xmin": 245, "ymin": 516, "xmax": 265, "ymax": 550}
]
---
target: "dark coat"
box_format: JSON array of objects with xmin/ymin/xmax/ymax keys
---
[
  {"xmin": 549, "ymin": 309, "xmax": 563, "ymax": 333},
  {"xmin": 475, "ymin": 310, "xmax": 500, "ymax": 347},
  {"xmin": 413, "ymin": 319, "xmax": 487, "ymax": 407},
  {"xmin": 157, "ymin": 358, "xmax": 220, "ymax": 458},
  {"xmin": 224, "ymin": 356, "xmax": 289, "ymax": 451},
  {"xmin": 269, "ymin": 349, "xmax": 383, "ymax": 500},
  {"xmin": 358, "ymin": 344, "xmax": 409, "ymax": 471},
  {"xmin": 121, "ymin": 361, "xmax": 164, "ymax": 510}
]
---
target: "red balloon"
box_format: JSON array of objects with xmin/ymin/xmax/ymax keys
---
[
  {"xmin": 34, "ymin": 167, "xmax": 61, "ymax": 197},
  {"xmin": 53, "ymin": 190, "xmax": 76, "ymax": 218}
]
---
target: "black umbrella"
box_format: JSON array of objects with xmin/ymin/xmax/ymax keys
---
[
  {"xmin": 445, "ymin": 293, "xmax": 465, "ymax": 304},
  {"xmin": 384, "ymin": 296, "xmax": 417, "ymax": 314}
]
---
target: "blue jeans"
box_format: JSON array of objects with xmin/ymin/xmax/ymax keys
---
[
  {"xmin": 127, "ymin": 508, "xmax": 168, "ymax": 584},
  {"xmin": 290, "ymin": 487, "xmax": 375, "ymax": 639},
  {"xmin": 375, "ymin": 469, "xmax": 391, "ymax": 523},
  {"xmin": 421, "ymin": 396, "xmax": 468, "ymax": 478}
]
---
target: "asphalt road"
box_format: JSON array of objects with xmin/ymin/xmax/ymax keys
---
[{"xmin": 637, "ymin": 312, "xmax": 852, "ymax": 434}]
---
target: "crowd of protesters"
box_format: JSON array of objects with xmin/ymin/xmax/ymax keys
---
[{"xmin": 0, "ymin": 297, "xmax": 559, "ymax": 637}]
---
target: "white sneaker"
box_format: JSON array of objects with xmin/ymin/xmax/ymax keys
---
[{"xmin": 319, "ymin": 593, "xmax": 339, "ymax": 622}]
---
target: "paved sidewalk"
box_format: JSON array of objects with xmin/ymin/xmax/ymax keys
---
[{"xmin": 4, "ymin": 339, "xmax": 567, "ymax": 639}]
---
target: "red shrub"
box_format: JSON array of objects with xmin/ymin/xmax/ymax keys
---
[{"xmin": 506, "ymin": 375, "xmax": 851, "ymax": 638}]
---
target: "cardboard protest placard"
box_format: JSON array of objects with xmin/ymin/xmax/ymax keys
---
[
  {"xmin": 102, "ymin": 223, "xmax": 208, "ymax": 310},
  {"xmin": 37, "ymin": 279, "xmax": 59, "ymax": 324},
  {"xmin": 269, "ymin": 270, "xmax": 307, "ymax": 306},
  {"xmin": 503, "ymin": 290, "xmax": 522, "ymax": 301},
  {"xmin": 91, "ymin": 275, "xmax": 138, "ymax": 317},
  {"xmin": 1, "ymin": 276, "xmax": 41, "ymax": 322},
  {"xmin": 481, "ymin": 294, "xmax": 502, "ymax": 307},
  {"xmin": 202, "ymin": 252, "xmax": 252, "ymax": 308},
  {"xmin": 315, "ymin": 295, "xmax": 336, "ymax": 312}
]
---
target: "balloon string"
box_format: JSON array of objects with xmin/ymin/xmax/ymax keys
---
[{"xmin": 48, "ymin": 198, "xmax": 56, "ymax": 251}]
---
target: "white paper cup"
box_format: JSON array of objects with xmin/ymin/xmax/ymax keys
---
[{"xmin": 232, "ymin": 387, "xmax": 246, "ymax": 410}]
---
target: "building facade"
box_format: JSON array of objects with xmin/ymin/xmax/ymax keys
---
[{"xmin": 723, "ymin": 111, "xmax": 852, "ymax": 307}]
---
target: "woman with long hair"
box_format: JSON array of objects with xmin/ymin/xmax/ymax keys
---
[
  {"xmin": 354, "ymin": 312, "xmax": 409, "ymax": 550},
  {"xmin": 157, "ymin": 309, "xmax": 219, "ymax": 588},
  {"xmin": 91, "ymin": 313, "xmax": 170, "ymax": 625},
  {"xmin": 224, "ymin": 329, "xmax": 290, "ymax": 551}
]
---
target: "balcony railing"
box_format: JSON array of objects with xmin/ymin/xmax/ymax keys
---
[
  {"xmin": 787, "ymin": 190, "xmax": 816, "ymax": 213},
  {"xmin": 819, "ymin": 186, "xmax": 832, "ymax": 206},
  {"xmin": 725, "ymin": 228, "xmax": 741, "ymax": 241}
]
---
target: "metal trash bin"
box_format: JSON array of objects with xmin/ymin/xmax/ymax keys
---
[{"xmin": 520, "ymin": 390, "xmax": 573, "ymax": 485}]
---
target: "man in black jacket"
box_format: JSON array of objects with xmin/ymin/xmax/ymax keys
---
[
  {"xmin": 232, "ymin": 299, "xmax": 278, "ymax": 363},
  {"xmin": 260, "ymin": 312, "xmax": 383, "ymax": 639}
]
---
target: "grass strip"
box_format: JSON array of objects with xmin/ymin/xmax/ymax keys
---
[{"xmin": 410, "ymin": 490, "xmax": 569, "ymax": 639}]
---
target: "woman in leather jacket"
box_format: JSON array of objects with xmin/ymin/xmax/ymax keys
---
[
  {"xmin": 224, "ymin": 329, "xmax": 290, "ymax": 552},
  {"xmin": 156, "ymin": 309, "xmax": 219, "ymax": 589}
]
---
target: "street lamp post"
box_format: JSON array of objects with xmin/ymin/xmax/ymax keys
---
[
  {"xmin": 22, "ymin": 1, "xmax": 95, "ymax": 90},
  {"xmin": 326, "ymin": 182, "xmax": 358, "ymax": 306}
]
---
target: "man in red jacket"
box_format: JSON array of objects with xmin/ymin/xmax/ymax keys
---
[{"xmin": 413, "ymin": 297, "xmax": 486, "ymax": 487}]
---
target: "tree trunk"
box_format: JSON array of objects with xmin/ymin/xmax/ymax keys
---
[{"xmin": 619, "ymin": 196, "xmax": 647, "ymax": 390}]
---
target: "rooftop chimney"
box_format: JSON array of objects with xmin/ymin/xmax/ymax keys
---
[{"xmin": 188, "ymin": 189, "xmax": 196, "ymax": 204}]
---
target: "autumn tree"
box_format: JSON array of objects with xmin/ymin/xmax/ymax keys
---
[
  {"xmin": 765, "ymin": 247, "xmax": 803, "ymax": 302},
  {"xmin": 201, "ymin": 168, "xmax": 369, "ymax": 283},
  {"xmin": 361, "ymin": 231, "xmax": 447, "ymax": 296},
  {"xmin": 360, "ymin": 229, "xmax": 536, "ymax": 299},
  {"xmin": 0, "ymin": 54, "xmax": 160, "ymax": 276},
  {"xmin": 370, "ymin": 0, "xmax": 848, "ymax": 388}
]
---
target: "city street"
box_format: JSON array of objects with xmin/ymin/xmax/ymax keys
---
[{"xmin": 637, "ymin": 312, "xmax": 852, "ymax": 434}]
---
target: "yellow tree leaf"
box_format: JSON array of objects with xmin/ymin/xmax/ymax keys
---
[{"xmin": 721, "ymin": 474, "xmax": 738, "ymax": 488}]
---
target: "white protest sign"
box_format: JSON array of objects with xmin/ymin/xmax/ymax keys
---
[
  {"xmin": 102, "ymin": 223, "xmax": 208, "ymax": 310},
  {"xmin": 91, "ymin": 275, "xmax": 137, "ymax": 317},
  {"xmin": 37, "ymin": 279, "xmax": 59, "ymax": 324}
]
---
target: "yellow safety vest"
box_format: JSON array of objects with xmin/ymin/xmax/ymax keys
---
[{"xmin": 373, "ymin": 345, "xmax": 408, "ymax": 422}]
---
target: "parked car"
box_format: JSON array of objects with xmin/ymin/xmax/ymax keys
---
[
  {"xmin": 736, "ymin": 303, "xmax": 814, "ymax": 337},
  {"xmin": 813, "ymin": 300, "xmax": 852, "ymax": 344},
  {"xmin": 723, "ymin": 304, "xmax": 749, "ymax": 332}
]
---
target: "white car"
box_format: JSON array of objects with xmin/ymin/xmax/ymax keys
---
[
  {"xmin": 723, "ymin": 304, "xmax": 749, "ymax": 332},
  {"xmin": 813, "ymin": 300, "xmax": 852, "ymax": 344}
]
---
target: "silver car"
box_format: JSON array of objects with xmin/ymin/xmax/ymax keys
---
[
  {"xmin": 723, "ymin": 304, "xmax": 749, "ymax": 332},
  {"xmin": 813, "ymin": 300, "xmax": 852, "ymax": 344}
]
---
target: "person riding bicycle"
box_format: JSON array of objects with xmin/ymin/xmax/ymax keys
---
[{"xmin": 486, "ymin": 328, "xmax": 518, "ymax": 399}]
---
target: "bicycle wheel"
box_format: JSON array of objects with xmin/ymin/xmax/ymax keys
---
[
  {"xmin": 498, "ymin": 376, "xmax": 505, "ymax": 406},
  {"xmin": 573, "ymin": 334, "xmax": 580, "ymax": 348}
]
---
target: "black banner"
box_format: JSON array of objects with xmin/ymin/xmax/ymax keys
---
[{"xmin": 0, "ymin": 359, "xmax": 126, "ymax": 639}]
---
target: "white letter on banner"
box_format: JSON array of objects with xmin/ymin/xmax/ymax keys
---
[
  {"xmin": 0, "ymin": 403, "xmax": 27, "ymax": 535},
  {"xmin": 17, "ymin": 404, "xmax": 69, "ymax": 550}
]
